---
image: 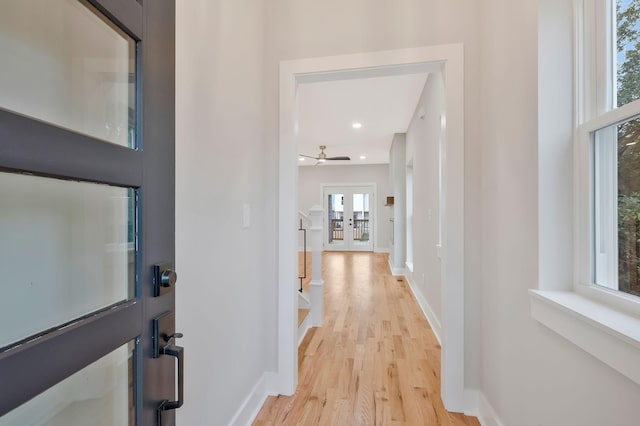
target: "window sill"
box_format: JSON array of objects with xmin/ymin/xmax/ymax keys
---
[{"xmin": 529, "ymin": 289, "xmax": 640, "ymax": 385}]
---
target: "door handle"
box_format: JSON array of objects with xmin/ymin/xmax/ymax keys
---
[
  {"xmin": 153, "ymin": 311, "xmax": 184, "ymax": 423},
  {"xmin": 158, "ymin": 344, "xmax": 184, "ymax": 411}
]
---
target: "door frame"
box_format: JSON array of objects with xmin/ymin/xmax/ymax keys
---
[
  {"xmin": 278, "ymin": 45, "xmax": 465, "ymax": 411},
  {"xmin": 322, "ymin": 183, "xmax": 376, "ymax": 252}
]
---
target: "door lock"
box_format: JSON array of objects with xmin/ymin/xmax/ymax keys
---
[
  {"xmin": 153, "ymin": 262, "xmax": 177, "ymax": 297},
  {"xmin": 161, "ymin": 269, "xmax": 177, "ymax": 287}
]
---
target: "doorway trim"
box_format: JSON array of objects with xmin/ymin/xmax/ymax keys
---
[{"xmin": 278, "ymin": 45, "xmax": 465, "ymax": 411}]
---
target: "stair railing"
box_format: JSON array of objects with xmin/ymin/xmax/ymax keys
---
[
  {"xmin": 298, "ymin": 211, "xmax": 312, "ymax": 293},
  {"xmin": 298, "ymin": 217, "xmax": 307, "ymax": 292}
]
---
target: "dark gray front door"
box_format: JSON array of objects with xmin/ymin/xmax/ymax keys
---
[{"xmin": 0, "ymin": 1, "xmax": 177, "ymax": 425}]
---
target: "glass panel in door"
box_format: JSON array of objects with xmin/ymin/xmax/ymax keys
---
[
  {"xmin": 0, "ymin": 171, "xmax": 135, "ymax": 348},
  {"xmin": 349, "ymin": 192, "xmax": 373, "ymax": 251},
  {"xmin": 0, "ymin": 341, "xmax": 135, "ymax": 426},
  {"xmin": 352, "ymin": 193, "xmax": 371, "ymax": 248},
  {"xmin": 327, "ymin": 193, "xmax": 345, "ymax": 249},
  {"xmin": 0, "ymin": 0, "xmax": 136, "ymax": 148}
]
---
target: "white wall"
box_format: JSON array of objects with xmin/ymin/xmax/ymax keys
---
[
  {"xmin": 389, "ymin": 133, "xmax": 406, "ymax": 271},
  {"xmin": 403, "ymin": 73, "xmax": 446, "ymax": 337},
  {"xmin": 175, "ymin": 1, "xmax": 276, "ymax": 425},
  {"xmin": 298, "ymin": 164, "xmax": 391, "ymax": 252}
]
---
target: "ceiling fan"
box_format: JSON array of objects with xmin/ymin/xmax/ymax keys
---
[{"xmin": 299, "ymin": 145, "xmax": 351, "ymax": 164}]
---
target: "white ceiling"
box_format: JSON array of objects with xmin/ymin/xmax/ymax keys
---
[{"xmin": 297, "ymin": 73, "xmax": 429, "ymax": 166}]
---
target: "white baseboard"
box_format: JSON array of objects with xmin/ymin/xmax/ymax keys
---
[
  {"xmin": 463, "ymin": 390, "xmax": 503, "ymax": 426},
  {"xmin": 298, "ymin": 311, "xmax": 312, "ymax": 346},
  {"xmin": 374, "ymin": 247, "xmax": 390, "ymax": 253},
  {"xmin": 405, "ymin": 261, "xmax": 414, "ymax": 273},
  {"xmin": 387, "ymin": 258, "xmax": 405, "ymax": 276},
  {"xmin": 464, "ymin": 389, "xmax": 479, "ymax": 418},
  {"xmin": 477, "ymin": 391, "xmax": 504, "ymax": 426},
  {"xmin": 228, "ymin": 372, "xmax": 278, "ymax": 426},
  {"xmin": 404, "ymin": 273, "xmax": 442, "ymax": 345}
]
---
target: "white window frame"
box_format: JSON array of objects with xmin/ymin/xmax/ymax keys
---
[
  {"xmin": 575, "ymin": 0, "xmax": 640, "ymax": 314},
  {"xmin": 576, "ymin": 103, "xmax": 640, "ymax": 314}
]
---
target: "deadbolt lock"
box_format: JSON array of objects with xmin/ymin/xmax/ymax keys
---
[{"xmin": 153, "ymin": 262, "xmax": 177, "ymax": 297}]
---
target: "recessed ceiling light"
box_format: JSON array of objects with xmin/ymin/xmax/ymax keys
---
[
  {"xmin": 299, "ymin": 157, "xmax": 305, "ymax": 161},
  {"xmin": 360, "ymin": 155, "xmax": 367, "ymax": 160},
  {"xmin": 352, "ymin": 122, "xmax": 362, "ymax": 129}
]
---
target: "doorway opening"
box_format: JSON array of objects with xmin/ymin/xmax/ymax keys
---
[{"xmin": 278, "ymin": 45, "xmax": 465, "ymax": 411}]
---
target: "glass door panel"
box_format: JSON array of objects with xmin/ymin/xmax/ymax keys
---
[
  {"xmin": 0, "ymin": 341, "xmax": 135, "ymax": 426},
  {"xmin": 327, "ymin": 193, "xmax": 345, "ymax": 249},
  {"xmin": 352, "ymin": 192, "xmax": 372, "ymax": 250},
  {"xmin": 0, "ymin": 0, "xmax": 136, "ymax": 148},
  {"xmin": 0, "ymin": 171, "xmax": 135, "ymax": 348}
]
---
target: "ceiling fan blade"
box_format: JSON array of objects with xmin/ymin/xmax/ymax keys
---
[
  {"xmin": 326, "ymin": 156, "xmax": 351, "ymax": 161},
  {"xmin": 299, "ymin": 154, "xmax": 319, "ymax": 159}
]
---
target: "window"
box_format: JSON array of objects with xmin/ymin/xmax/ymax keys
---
[
  {"xmin": 576, "ymin": 0, "xmax": 640, "ymax": 306},
  {"xmin": 406, "ymin": 164, "xmax": 414, "ymax": 271}
]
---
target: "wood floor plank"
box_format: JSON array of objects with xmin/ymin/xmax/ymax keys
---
[{"xmin": 253, "ymin": 252, "xmax": 480, "ymax": 426}]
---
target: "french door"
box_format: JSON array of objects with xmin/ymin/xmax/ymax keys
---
[
  {"xmin": 324, "ymin": 185, "xmax": 374, "ymax": 252},
  {"xmin": 0, "ymin": 1, "xmax": 178, "ymax": 425}
]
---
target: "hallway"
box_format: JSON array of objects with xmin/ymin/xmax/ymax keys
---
[{"xmin": 253, "ymin": 252, "xmax": 479, "ymax": 425}]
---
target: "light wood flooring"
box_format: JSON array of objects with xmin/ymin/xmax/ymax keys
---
[{"xmin": 254, "ymin": 252, "xmax": 479, "ymax": 426}]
